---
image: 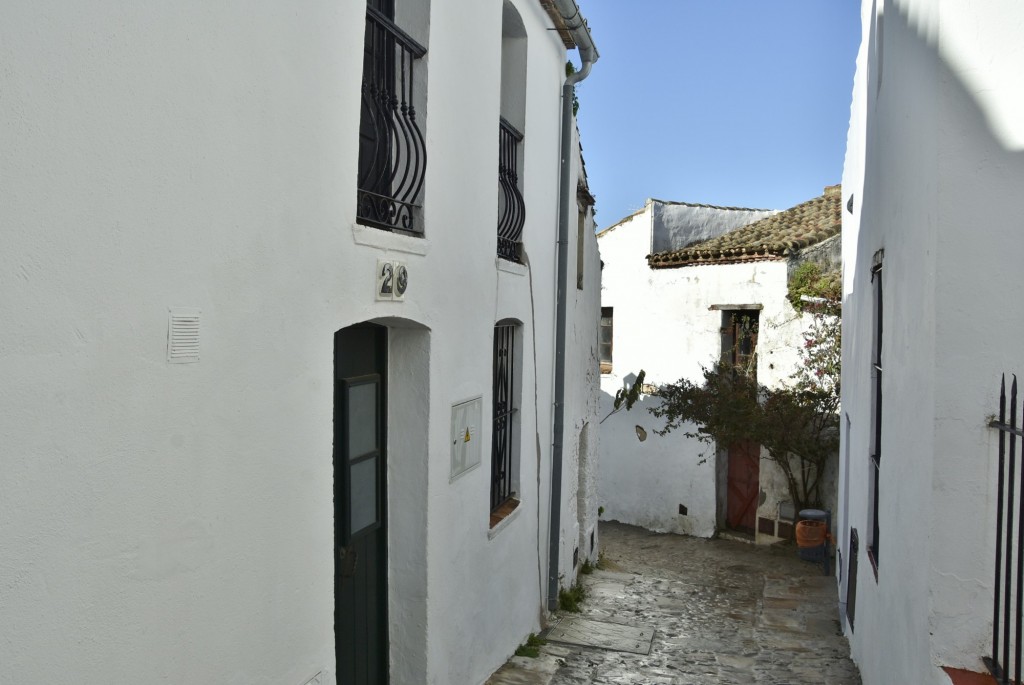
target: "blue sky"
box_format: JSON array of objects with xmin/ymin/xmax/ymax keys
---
[{"xmin": 573, "ymin": 1, "xmax": 862, "ymax": 229}]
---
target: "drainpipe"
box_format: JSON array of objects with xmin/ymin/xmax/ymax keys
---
[{"xmin": 548, "ymin": 0, "xmax": 598, "ymax": 612}]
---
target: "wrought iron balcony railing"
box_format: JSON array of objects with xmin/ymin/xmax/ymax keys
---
[
  {"xmin": 497, "ymin": 118, "xmax": 525, "ymax": 261},
  {"xmin": 357, "ymin": 7, "xmax": 427, "ymax": 234}
]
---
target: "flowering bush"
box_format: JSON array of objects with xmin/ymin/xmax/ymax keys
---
[{"xmin": 647, "ymin": 263, "xmax": 841, "ymax": 512}]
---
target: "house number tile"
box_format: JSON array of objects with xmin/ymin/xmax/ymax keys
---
[{"xmin": 376, "ymin": 259, "xmax": 408, "ymax": 302}]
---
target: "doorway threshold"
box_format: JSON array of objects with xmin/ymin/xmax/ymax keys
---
[{"xmin": 718, "ymin": 529, "xmax": 756, "ymax": 544}]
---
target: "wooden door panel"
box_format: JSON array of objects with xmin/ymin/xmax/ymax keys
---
[{"xmin": 726, "ymin": 440, "xmax": 760, "ymax": 533}]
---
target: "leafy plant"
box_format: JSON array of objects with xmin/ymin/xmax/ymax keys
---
[
  {"xmin": 565, "ymin": 61, "xmax": 580, "ymax": 116},
  {"xmin": 648, "ymin": 268, "xmax": 842, "ymax": 511},
  {"xmin": 558, "ymin": 582, "xmax": 586, "ymax": 613},
  {"xmin": 580, "ymin": 558, "xmax": 594, "ymax": 575},
  {"xmin": 514, "ymin": 633, "xmax": 547, "ymax": 658},
  {"xmin": 787, "ymin": 262, "xmax": 841, "ymax": 314},
  {"xmin": 650, "ymin": 360, "xmax": 838, "ymax": 510},
  {"xmin": 601, "ymin": 370, "xmax": 647, "ymax": 424}
]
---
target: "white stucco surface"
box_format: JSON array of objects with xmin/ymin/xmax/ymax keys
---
[
  {"xmin": 650, "ymin": 201, "xmax": 777, "ymax": 254},
  {"xmin": 0, "ymin": 2, "xmax": 600, "ymax": 684},
  {"xmin": 839, "ymin": 1, "xmax": 1024, "ymax": 682},
  {"xmin": 596, "ymin": 202, "xmax": 833, "ymax": 542},
  {"xmin": 555, "ymin": 127, "xmax": 603, "ymax": 585}
]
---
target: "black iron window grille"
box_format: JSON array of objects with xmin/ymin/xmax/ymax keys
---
[
  {"xmin": 357, "ymin": 5, "xmax": 427, "ymax": 234},
  {"xmin": 869, "ymin": 260, "xmax": 883, "ymax": 568},
  {"xmin": 491, "ymin": 323, "xmax": 517, "ymax": 511},
  {"xmin": 987, "ymin": 375, "xmax": 1024, "ymax": 684},
  {"xmin": 847, "ymin": 528, "xmax": 859, "ymax": 631},
  {"xmin": 497, "ymin": 118, "xmax": 525, "ymax": 261}
]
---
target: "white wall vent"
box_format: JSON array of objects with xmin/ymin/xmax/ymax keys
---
[{"xmin": 167, "ymin": 307, "xmax": 201, "ymax": 363}]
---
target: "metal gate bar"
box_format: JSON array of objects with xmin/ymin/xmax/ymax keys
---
[{"xmin": 988, "ymin": 375, "xmax": 1024, "ymax": 685}]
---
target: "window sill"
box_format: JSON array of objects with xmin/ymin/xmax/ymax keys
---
[
  {"xmin": 352, "ymin": 223, "xmax": 430, "ymax": 256},
  {"xmin": 488, "ymin": 497, "xmax": 521, "ymax": 539},
  {"xmin": 867, "ymin": 546, "xmax": 879, "ymax": 582},
  {"xmin": 496, "ymin": 257, "xmax": 528, "ymax": 276}
]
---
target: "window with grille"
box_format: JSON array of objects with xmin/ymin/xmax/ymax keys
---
[
  {"xmin": 496, "ymin": 1, "xmax": 527, "ymax": 261},
  {"xmin": 491, "ymin": 322, "xmax": 520, "ymax": 514},
  {"xmin": 357, "ymin": 0, "xmax": 428, "ymax": 234}
]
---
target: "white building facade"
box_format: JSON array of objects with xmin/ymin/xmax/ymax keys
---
[
  {"xmin": 598, "ymin": 192, "xmax": 840, "ymax": 543},
  {"xmin": 838, "ymin": 1, "xmax": 1024, "ymax": 683},
  {"xmin": 0, "ymin": 1, "xmax": 600, "ymax": 684}
]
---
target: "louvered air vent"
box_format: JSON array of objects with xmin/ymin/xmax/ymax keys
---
[{"xmin": 167, "ymin": 308, "xmax": 200, "ymax": 363}]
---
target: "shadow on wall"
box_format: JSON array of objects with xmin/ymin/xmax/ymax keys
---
[{"xmin": 596, "ymin": 375, "xmax": 720, "ymax": 537}]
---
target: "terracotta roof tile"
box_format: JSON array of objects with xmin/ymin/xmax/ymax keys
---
[
  {"xmin": 647, "ymin": 185, "xmax": 842, "ymax": 268},
  {"xmin": 539, "ymin": 0, "xmax": 578, "ymax": 49}
]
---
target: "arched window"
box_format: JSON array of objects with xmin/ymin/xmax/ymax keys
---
[
  {"xmin": 496, "ymin": 2, "xmax": 527, "ymax": 261},
  {"xmin": 357, "ymin": 0, "xmax": 429, "ymax": 234},
  {"xmin": 490, "ymin": 320, "xmax": 523, "ymax": 521}
]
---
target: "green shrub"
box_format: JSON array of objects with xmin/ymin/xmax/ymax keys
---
[
  {"xmin": 558, "ymin": 582, "xmax": 586, "ymax": 613},
  {"xmin": 514, "ymin": 633, "xmax": 547, "ymax": 658}
]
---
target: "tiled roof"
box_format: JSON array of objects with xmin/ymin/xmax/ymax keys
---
[
  {"xmin": 538, "ymin": 0, "xmax": 578, "ymax": 48},
  {"xmin": 648, "ymin": 198, "xmax": 775, "ymax": 213},
  {"xmin": 647, "ymin": 185, "xmax": 842, "ymax": 268},
  {"xmin": 596, "ymin": 198, "xmax": 772, "ymax": 239}
]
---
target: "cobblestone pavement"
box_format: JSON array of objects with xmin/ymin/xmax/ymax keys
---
[{"xmin": 487, "ymin": 522, "xmax": 861, "ymax": 685}]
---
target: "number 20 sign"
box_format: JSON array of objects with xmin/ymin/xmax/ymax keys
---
[{"xmin": 376, "ymin": 259, "xmax": 408, "ymax": 302}]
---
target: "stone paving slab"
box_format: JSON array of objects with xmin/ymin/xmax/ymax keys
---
[
  {"xmin": 545, "ymin": 617, "xmax": 654, "ymax": 655},
  {"xmin": 486, "ymin": 522, "xmax": 861, "ymax": 685}
]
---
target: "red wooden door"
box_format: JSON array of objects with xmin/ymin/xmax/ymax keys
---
[{"xmin": 727, "ymin": 440, "xmax": 760, "ymax": 533}]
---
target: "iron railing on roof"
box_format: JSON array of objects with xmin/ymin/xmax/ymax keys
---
[
  {"xmin": 497, "ymin": 118, "xmax": 525, "ymax": 262},
  {"xmin": 357, "ymin": 7, "xmax": 427, "ymax": 234},
  {"xmin": 987, "ymin": 374, "xmax": 1024, "ymax": 685}
]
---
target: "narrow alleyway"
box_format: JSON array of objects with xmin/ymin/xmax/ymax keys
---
[{"xmin": 487, "ymin": 522, "xmax": 860, "ymax": 685}]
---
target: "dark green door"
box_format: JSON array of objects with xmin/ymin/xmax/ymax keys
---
[{"xmin": 335, "ymin": 324, "xmax": 388, "ymax": 684}]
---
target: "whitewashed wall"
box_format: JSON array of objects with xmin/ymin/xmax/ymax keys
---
[
  {"xmin": 596, "ymin": 205, "xmax": 821, "ymax": 540},
  {"xmin": 839, "ymin": 1, "xmax": 1024, "ymax": 683},
  {"xmin": 557, "ymin": 128, "xmax": 603, "ymax": 585},
  {"xmin": 0, "ymin": 1, "xmax": 587, "ymax": 684}
]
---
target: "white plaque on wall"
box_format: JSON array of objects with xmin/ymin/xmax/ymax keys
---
[{"xmin": 450, "ymin": 396, "xmax": 483, "ymax": 481}]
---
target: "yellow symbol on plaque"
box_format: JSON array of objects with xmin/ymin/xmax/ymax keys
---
[{"xmin": 464, "ymin": 428, "xmax": 471, "ymax": 443}]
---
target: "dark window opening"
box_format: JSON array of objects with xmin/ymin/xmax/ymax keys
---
[
  {"xmin": 576, "ymin": 206, "xmax": 586, "ymax": 290},
  {"xmin": 721, "ymin": 310, "xmax": 760, "ymax": 379},
  {"xmin": 869, "ymin": 257, "xmax": 883, "ymax": 569},
  {"xmin": 847, "ymin": 528, "xmax": 859, "ymax": 630},
  {"xmin": 599, "ymin": 307, "xmax": 613, "ymax": 374}
]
